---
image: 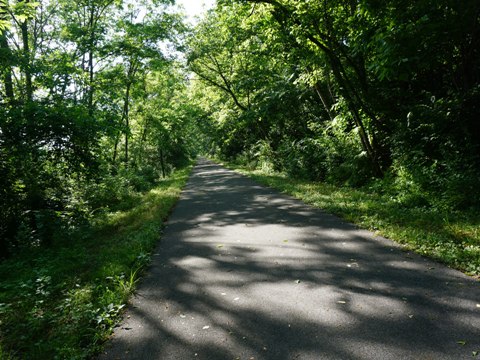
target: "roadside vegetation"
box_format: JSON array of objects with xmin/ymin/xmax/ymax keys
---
[
  {"xmin": 0, "ymin": 165, "xmax": 191, "ymax": 359},
  {"xmin": 0, "ymin": 1, "xmax": 202, "ymax": 357}
]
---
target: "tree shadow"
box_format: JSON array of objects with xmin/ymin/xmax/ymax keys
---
[{"xmin": 99, "ymin": 159, "xmax": 480, "ymax": 360}]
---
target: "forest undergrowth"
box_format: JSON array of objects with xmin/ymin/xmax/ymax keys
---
[{"xmin": 0, "ymin": 165, "xmax": 192, "ymax": 360}]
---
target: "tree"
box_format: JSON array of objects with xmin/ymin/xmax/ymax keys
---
[
  {"xmin": 106, "ymin": 1, "xmax": 184, "ymax": 165},
  {"xmin": 208, "ymin": 0, "xmax": 480, "ymax": 203},
  {"xmin": 0, "ymin": 0, "xmax": 193, "ymax": 256}
]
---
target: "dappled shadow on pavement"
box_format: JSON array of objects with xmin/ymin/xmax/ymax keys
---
[{"xmin": 100, "ymin": 159, "xmax": 480, "ymax": 360}]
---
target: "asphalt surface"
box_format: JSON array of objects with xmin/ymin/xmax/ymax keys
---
[{"xmin": 100, "ymin": 159, "xmax": 480, "ymax": 360}]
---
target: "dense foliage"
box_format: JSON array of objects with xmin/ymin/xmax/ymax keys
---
[
  {"xmin": 0, "ymin": 0, "xmax": 202, "ymax": 258},
  {"xmin": 0, "ymin": 166, "xmax": 191, "ymax": 359},
  {"xmin": 0, "ymin": 1, "xmax": 203, "ymax": 357},
  {"xmin": 189, "ymin": 0, "xmax": 480, "ymax": 210}
]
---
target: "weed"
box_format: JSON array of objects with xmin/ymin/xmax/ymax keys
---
[{"xmin": 0, "ymin": 165, "xmax": 192, "ymax": 359}]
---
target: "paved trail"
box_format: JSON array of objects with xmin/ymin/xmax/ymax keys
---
[{"xmin": 101, "ymin": 159, "xmax": 479, "ymax": 360}]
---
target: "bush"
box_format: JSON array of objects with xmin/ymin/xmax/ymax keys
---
[
  {"xmin": 390, "ymin": 92, "xmax": 480, "ymax": 210},
  {"xmin": 276, "ymin": 138, "xmax": 327, "ymax": 181}
]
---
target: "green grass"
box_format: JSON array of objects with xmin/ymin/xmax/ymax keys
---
[
  {"xmin": 223, "ymin": 163, "xmax": 480, "ymax": 278},
  {"xmin": 0, "ymin": 165, "xmax": 192, "ymax": 359}
]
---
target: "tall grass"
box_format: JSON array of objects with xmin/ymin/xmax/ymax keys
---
[{"xmin": 0, "ymin": 166, "xmax": 192, "ymax": 359}]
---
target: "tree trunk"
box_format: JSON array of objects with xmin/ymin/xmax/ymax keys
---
[
  {"xmin": 160, "ymin": 149, "xmax": 166, "ymax": 178},
  {"xmin": 314, "ymin": 82, "xmax": 335, "ymax": 121},
  {"xmin": 327, "ymin": 54, "xmax": 383, "ymax": 177},
  {"xmin": 123, "ymin": 81, "xmax": 131, "ymax": 165},
  {"xmin": 112, "ymin": 132, "xmax": 120, "ymax": 164},
  {"xmin": 306, "ymin": 34, "xmax": 383, "ymax": 176},
  {"xmin": 87, "ymin": 5, "xmax": 95, "ymax": 116},
  {"xmin": 20, "ymin": 0, "xmax": 33, "ymax": 102},
  {"xmin": 0, "ymin": 4, "xmax": 14, "ymax": 102},
  {"xmin": 137, "ymin": 116, "xmax": 150, "ymax": 165}
]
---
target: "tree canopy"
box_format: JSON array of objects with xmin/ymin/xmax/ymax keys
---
[
  {"xmin": 1, "ymin": 0, "xmax": 479, "ymax": 256},
  {"xmin": 0, "ymin": 0, "xmax": 200, "ymax": 256},
  {"xmin": 189, "ymin": 0, "xmax": 480, "ymax": 202}
]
